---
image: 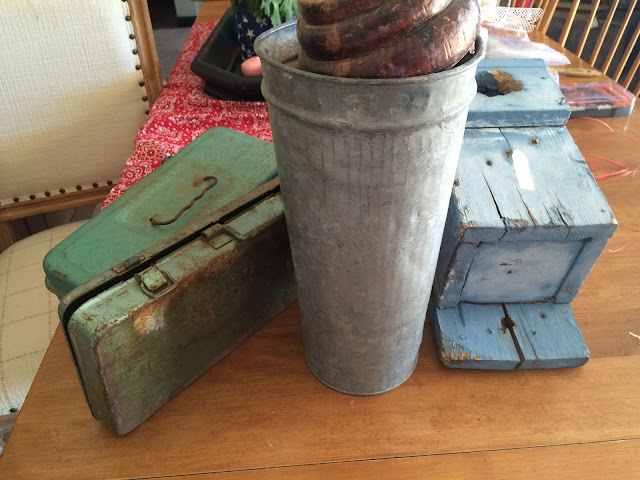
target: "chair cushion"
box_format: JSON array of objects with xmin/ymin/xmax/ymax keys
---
[
  {"xmin": 0, "ymin": 221, "xmax": 86, "ymax": 415},
  {"xmin": 0, "ymin": 0, "xmax": 150, "ymax": 204}
]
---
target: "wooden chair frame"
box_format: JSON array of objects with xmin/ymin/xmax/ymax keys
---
[
  {"xmin": 0, "ymin": 0, "xmax": 162, "ymax": 252},
  {"xmin": 534, "ymin": 0, "xmax": 640, "ymax": 95}
]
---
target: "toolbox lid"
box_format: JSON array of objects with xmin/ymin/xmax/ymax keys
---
[{"xmin": 44, "ymin": 127, "xmax": 277, "ymax": 296}]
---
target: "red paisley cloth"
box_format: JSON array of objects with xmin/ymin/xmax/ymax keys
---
[{"xmin": 103, "ymin": 20, "xmax": 272, "ymax": 207}]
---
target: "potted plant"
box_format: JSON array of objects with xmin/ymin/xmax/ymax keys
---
[{"xmin": 231, "ymin": 0, "xmax": 299, "ymax": 61}]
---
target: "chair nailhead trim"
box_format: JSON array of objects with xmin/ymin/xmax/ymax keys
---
[
  {"xmin": 13, "ymin": 197, "xmax": 19, "ymax": 203},
  {"xmin": 132, "ymin": 48, "xmax": 138, "ymax": 55},
  {"xmin": 139, "ymin": 81, "xmax": 145, "ymax": 86},
  {"xmin": 93, "ymin": 183, "xmax": 99, "ymax": 188},
  {"xmin": 76, "ymin": 185, "xmax": 82, "ymax": 191},
  {"xmin": 142, "ymin": 96, "xmax": 148, "ymax": 101},
  {"xmin": 125, "ymin": 15, "xmax": 131, "ymax": 21},
  {"xmin": 136, "ymin": 64, "xmax": 141, "ymax": 70},
  {"xmin": 60, "ymin": 189, "xmax": 66, "ymax": 194},
  {"xmin": 29, "ymin": 194, "xmax": 36, "ymax": 200},
  {"xmin": 129, "ymin": 34, "xmax": 135, "ymax": 40},
  {"xmin": 107, "ymin": 180, "xmax": 113, "ymax": 186},
  {"xmin": 45, "ymin": 191, "xmax": 51, "ymax": 196}
]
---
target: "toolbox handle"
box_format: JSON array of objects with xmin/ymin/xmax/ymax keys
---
[{"xmin": 150, "ymin": 175, "xmax": 218, "ymax": 226}]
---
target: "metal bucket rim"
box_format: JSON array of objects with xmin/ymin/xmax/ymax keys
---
[{"xmin": 255, "ymin": 19, "xmax": 486, "ymax": 86}]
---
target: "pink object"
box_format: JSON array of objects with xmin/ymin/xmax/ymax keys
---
[
  {"xmin": 481, "ymin": 22, "xmax": 530, "ymax": 41},
  {"xmin": 102, "ymin": 21, "xmax": 272, "ymax": 208},
  {"xmin": 241, "ymin": 56, "xmax": 262, "ymax": 76}
]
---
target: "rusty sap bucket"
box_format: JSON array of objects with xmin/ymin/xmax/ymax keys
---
[{"xmin": 256, "ymin": 23, "xmax": 485, "ymax": 395}]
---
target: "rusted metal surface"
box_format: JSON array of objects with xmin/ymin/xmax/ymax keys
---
[
  {"xmin": 48, "ymin": 130, "xmax": 294, "ymax": 435},
  {"xmin": 64, "ymin": 191, "xmax": 295, "ymax": 435}
]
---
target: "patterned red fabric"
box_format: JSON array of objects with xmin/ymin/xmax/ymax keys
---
[{"xmin": 103, "ymin": 20, "xmax": 272, "ymax": 207}]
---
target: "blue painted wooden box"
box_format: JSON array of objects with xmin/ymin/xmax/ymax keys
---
[{"xmin": 430, "ymin": 59, "xmax": 617, "ymax": 370}]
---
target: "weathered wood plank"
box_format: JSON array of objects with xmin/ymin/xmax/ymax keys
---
[
  {"xmin": 506, "ymin": 303, "xmax": 590, "ymax": 369},
  {"xmin": 453, "ymin": 128, "xmax": 507, "ymax": 244},
  {"xmin": 430, "ymin": 302, "xmax": 521, "ymax": 369},
  {"xmin": 460, "ymin": 129, "xmax": 571, "ymax": 242},
  {"xmin": 555, "ymin": 236, "xmax": 612, "ymax": 303},
  {"xmin": 460, "ymin": 240, "xmax": 583, "ymax": 303},
  {"xmin": 455, "ymin": 127, "xmax": 615, "ymax": 243},
  {"xmin": 433, "ymin": 242, "xmax": 477, "ymax": 308},
  {"xmin": 466, "ymin": 59, "xmax": 571, "ymax": 128},
  {"xmin": 436, "ymin": 125, "xmax": 616, "ymax": 306},
  {"xmin": 499, "ymin": 127, "xmax": 616, "ymax": 242}
]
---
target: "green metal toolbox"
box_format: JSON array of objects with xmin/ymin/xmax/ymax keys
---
[{"xmin": 44, "ymin": 128, "xmax": 296, "ymax": 435}]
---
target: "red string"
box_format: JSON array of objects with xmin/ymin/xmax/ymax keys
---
[
  {"xmin": 609, "ymin": 241, "xmax": 638, "ymax": 253},
  {"xmin": 568, "ymin": 117, "xmax": 640, "ymax": 181},
  {"xmin": 583, "ymin": 153, "xmax": 628, "ymax": 180},
  {"xmin": 569, "ymin": 118, "xmax": 640, "ymax": 253},
  {"xmin": 620, "ymin": 223, "xmax": 640, "ymax": 232},
  {"xmin": 607, "ymin": 224, "xmax": 640, "ymax": 253},
  {"xmin": 583, "ymin": 153, "xmax": 629, "ymax": 181}
]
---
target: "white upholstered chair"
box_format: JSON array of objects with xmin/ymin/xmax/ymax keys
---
[{"xmin": 0, "ymin": 0, "xmax": 162, "ymax": 450}]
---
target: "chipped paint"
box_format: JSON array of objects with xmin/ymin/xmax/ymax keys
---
[
  {"xmin": 440, "ymin": 344, "xmax": 471, "ymax": 362},
  {"xmin": 133, "ymin": 309, "xmax": 166, "ymax": 334}
]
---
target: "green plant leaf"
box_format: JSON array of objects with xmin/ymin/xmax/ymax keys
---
[
  {"xmin": 248, "ymin": 0, "xmax": 262, "ymax": 20},
  {"xmin": 261, "ymin": 0, "xmax": 282, "ymax": 26},
  {"xmin": 281, "ymin": 0, "xmax": 299, "ymax": 21}
]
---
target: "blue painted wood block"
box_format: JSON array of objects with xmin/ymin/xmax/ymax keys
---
[
  {"xmin": 433, "ymin": 126, "xmax": 617, "ymax": 309},
  {"xmin": 431, "ymin": 302, "xmax": 589, "ymax": 370},
  {"xmin": 431, "ymin": 59, "xmax": 611, "ymax": 370},
  {"xmin": 505, "ymin": 303, "xmax": 590, "ymax": 369},
  {"xmin": 430, "ymin": 300, "xmax": 520, "ymax": 370},
  {"xmin": 466, "ymin": 59, "xmax": 571, "ymax": 128}
]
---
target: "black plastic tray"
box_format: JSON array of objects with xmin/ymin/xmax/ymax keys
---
[{"xmin": 190, "ymin": 8, "xmax": 264, "ymax": 101}]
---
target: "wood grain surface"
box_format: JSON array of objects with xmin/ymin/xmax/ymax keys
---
[
  {"xmin": 183, "ymin": 439, "xmax": 640, "ymax": 479},
  {"xmin": 1, "ymin": 5, "xmax": 638, "ymax": 478},
  {"xmin": 2, "ymin": 305, "xmax": 639, "ymax": 479},
  {"xmin": 129, "ymin": 0, "xmax": 163, "ymax": 106}
]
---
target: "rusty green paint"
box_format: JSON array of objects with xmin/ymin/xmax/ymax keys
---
[
  {"xmin": 66, "ymin": 192, "xmax": 295, "ymax": 435},
  {"xmin": 44, "ymin": 127, "xmax": 278, "ymax": 297}
]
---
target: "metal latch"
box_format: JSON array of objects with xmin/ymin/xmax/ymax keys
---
[
  {"xmin": 202, "ymin": 224, "xmax": 247, "ymax": 249},
  {"xmin": 135, "ymin": 264, "xmax": 174, "ymax": 298}
]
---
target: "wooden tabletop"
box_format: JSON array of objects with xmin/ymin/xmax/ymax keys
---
[{"xmin": 2, "ymin": 5, "xmax": 639, "ymax": 478}]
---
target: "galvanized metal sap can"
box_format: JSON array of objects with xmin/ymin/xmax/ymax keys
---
[{"xmin": 256, "ymin": 22, "xmax": 485, "ymax": 395}]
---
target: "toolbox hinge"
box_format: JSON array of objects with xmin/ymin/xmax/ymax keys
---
[{"xmin": 135, "ymin": 264, "xmax": 175, "ymax": 298}]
